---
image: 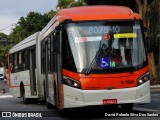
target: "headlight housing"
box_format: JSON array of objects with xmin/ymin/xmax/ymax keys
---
[
  {"xmin": 137, "ymin": 72, "xmax": 150, "ymax": 86},
  {"xmin": 63, "ymin": 76, "xmax": 81, "ymax": 89}
]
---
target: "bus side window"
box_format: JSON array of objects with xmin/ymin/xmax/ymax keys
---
[
  {"xmin": 19, "ymin": 51, "xmax": 22, "ymax": 71},
  {"xmin": 54, "ymin": 32, "xmax": 60, "ymax": 71},
  {"xmin": 14, "ymin": 53, "xmax": 18, "ymax": 72},
  {"xmin": 48, "ymin": 37, "xmax": 51, "ymax": 73},
  {"xmin": 10, "ymin": 54, "xmax": 13, "ymax": 73},
  {"xmin": 22, "ymin": 50, "xmax": 26, "ymax": 70},
  {"xmin": 12, "ymin": 54, "xmax": 15, "ymax": 73},
  {"xmin": 41, "ymin": 42, "xmax": 43, "ymax": 73},
  {"xmin": 50, "ymin": 35, "xmax": 54, "ymax": 73},
  {"xmin": 34, "ymin": 46, "xmax": 36, "ymax": 68},
  {"xmin": 41, "ymin": 41, "xmax": 45, "ymax": 73},
  {"xmin": 25, "ymin": 49, "xmax": 29, "ymax": 70}
]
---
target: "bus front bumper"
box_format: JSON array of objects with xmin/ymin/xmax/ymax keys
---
[{"xmin": 63, "ymin": 81, "xmax": 150, "ymax": 108}]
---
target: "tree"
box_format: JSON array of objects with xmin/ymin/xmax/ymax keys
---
[
  {"xmin": 85, "ymin": 0, "xmax": 136, "ymax": 11},
  {"xmin": 135, "ymin": 0, "xmax": 159, "ymax": 84},
  {"xmin": 9, "ymin": 11, "xmax": 56, "ymax": 44},
  {"xmin": 70, "ymin": 0, "xmax": 86, "ymax": 7},
  {"xmin": 57, "ymin": 0, "xmax": 74, "ymax": 10},
  {"xmin": 57, "ymin": 0, "xmax": 86, "ymax": 10},
  {"xmin": 47, "ymin": 10, "xmax": 57, "ymax": 19},
  {"xmin": 135, "ymin": 0, "xmax": 154, "ymax": 30},
  {"xmin": 0, "ymin": 33, "xmax": 8, "ymax": 40},
  {"xmin": 0, "ymin": 33, "xmax": 11, "ymax": 67}
]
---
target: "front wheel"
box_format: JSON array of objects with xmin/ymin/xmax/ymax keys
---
[
  {"xmin": 46, "ymin": 100, "xmax": 53, "ymax": 109},
  {"xmin": 58, "ymin": 108, "xmax": 67, "ymax": 117},
  {"xmin": 121, "ymin": 103, "xmax": 133, "ymax": 113}
]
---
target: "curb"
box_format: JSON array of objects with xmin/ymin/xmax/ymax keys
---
[
  {"xmin": 0, "ymin": 92, "xmax": 11, "ymax": 96},
  {"xmin": 150, "ymin": 85, "xmax": 160, "ymax": 89}
]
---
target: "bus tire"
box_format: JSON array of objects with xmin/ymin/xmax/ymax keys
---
[
  {"xmin": 58, "ymin": 109, "xmax": 66, "ymax": 117},
  {"xmin": 121, "ymin": 103, "xmax": 133, "ymax": 113},
  {"xmin": 46, "ymin": 101, "xmax": 53, "ymax": 109},
  {"xmin": 54, "ymin": 85, "xmax": 65, "ymax": 116},
  {"xmin": 53, "ymin": 83, "xmax": 58, "ymax": 109},
  {"xmin": 43, "ymin": 81, "xmax": 46, "ymax": 102},
  {"xmin": 20, "ymin": 85, "xmax": 23, "ymax": 98},
  {"xmin": 22, "ymin": 87, "xmax": 28, "ymax": 104},
  {"xmin": 44, "ymin": 81, "xmax": 53, "ymax": 109}
]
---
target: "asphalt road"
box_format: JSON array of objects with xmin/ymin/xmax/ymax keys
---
[{"xmin": 0, "ymin": 82, "xmax": 160, "ymax": 120}]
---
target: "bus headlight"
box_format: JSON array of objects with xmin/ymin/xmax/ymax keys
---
[
  {"xmin": 63, "ymin": 76, "xmax": 81, "ymax": 89},
  {"xmin": 137, "ymin": 72, "xmax": 150, "ymax": 86}
]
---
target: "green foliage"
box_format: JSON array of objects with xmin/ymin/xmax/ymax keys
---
[
  {"xmin": 0, "ymin": 44, "xmax": 11, "ymax": 56},
  {"xmin": 8, "ymin": 25, "xmax": 27, "ymax": 44},
  {"xmin": 57, "ymin": 0, "xmax": 86, "ymax": 9},
  {"xmin": 57, "ymin": 0, "xmax": 74, "ymax": 9},
  {"xmin": 0, "ymin": 33, "xmax": 11, "ymax": 65},
  {"xmin": 47, "ymin": 10, "xmax": 57, "ymax": 19},
  {"xmin": 0, "ymin": 33, "xmax": 8, "ymax": 39},
  {"xmin": 9, "ymin": 11, "xmax": 57, "ymax": 44},
  {"xmin": 71, "ymin": 0, "xmax": 87, "ymax": 7},
  {"xmin": 149, "ymin": 5, "xmax": 160, "ymax": 40}
]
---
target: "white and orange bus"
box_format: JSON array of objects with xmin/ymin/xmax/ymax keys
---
[
  {"xmin": 8, "ymin": 32, "xmax": 42, "ymax": 103},
  {"xmin": 8, "ymin": 6, "xmax": 150, "ymax": 113}
]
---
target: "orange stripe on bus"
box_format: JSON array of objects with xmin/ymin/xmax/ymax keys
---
[
  {"xmin": 61, "ymin": 84, "xmax": 64, "ymax": 109},
  {"xmin": 58, "ymin": 84, "xmax": 64, "ymax": 110},
  {"xmin": 63, "ymin": 66, "xmax": 149, "ymax": 90},
  {"xmin": 10, "ymin": 84, "xmax": 31, "ymax": 88}
]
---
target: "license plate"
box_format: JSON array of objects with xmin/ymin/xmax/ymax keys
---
[{"xmin": 103, "ymin": 99, "xmax": 117, "ymax": 104}]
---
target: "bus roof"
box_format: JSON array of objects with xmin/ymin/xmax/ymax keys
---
[
  {"xmin": 56, "ymin": 6, "xmax": 141, "ymax": 22},
  {"xmin": 10, "ymin": 32, "xmax": 39, "ymax": 54},
  {"xmin": 40, "ymin": 6, "xmax": 141, "ymax": 40}
]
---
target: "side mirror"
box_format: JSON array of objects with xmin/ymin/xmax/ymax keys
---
[{"xmin": 146, "ymin": 35, "xmax": 153, "ymax": 53}]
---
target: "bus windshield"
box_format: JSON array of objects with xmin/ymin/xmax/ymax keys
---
[{"xmin": 66, "ymin": 21, "xmax": 147, "ymax": 73}]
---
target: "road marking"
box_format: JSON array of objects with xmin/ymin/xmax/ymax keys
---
[
  {"xmin": 0, "ymin": 95, "xmax": 13, "ymax": 98},
  {"xmin": 133, "ymin": 107, "xmax": 159, "ymax": 112}
]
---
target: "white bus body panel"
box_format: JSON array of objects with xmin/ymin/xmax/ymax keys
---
[
  {"xmin": 36, "ymin": 32, "xmax": 44, "ymax": 98},
  {"xmin": 48, "ymin": 74, "xmax": 54, "ymax": 105},
  {"xmin": 10, "ymin": 70, "xmax": 31, "ymax": 98},
  {"xmin": 10, "ymin": 69, "xmax": 39, "ymax": 98},
  {"xmin": 63, "ymin": 81, "xmax": 150, "ymax": 108}
]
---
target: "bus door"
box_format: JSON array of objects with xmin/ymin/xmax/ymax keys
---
[
  {"xmin": 29, "ymin": 47, "xmax": 37, "ymax": 96},
  {"xmin": 54, "ymin": 30, "xmax": 63, "ymax": 107},
  {"xmin": 45, "ymin": 40, "xmax": 49, "ymax": 99}
]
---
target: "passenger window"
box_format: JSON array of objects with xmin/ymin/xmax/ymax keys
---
[{"xmin": 48, "ymin": 37, "xmax": 51, "ymax": 73}]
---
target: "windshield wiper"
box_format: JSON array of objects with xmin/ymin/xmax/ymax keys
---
[{"xmin": 85, "ymin": 41, "xmax": 102, "ymax": 76}]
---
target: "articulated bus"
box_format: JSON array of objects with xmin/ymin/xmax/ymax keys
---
[
  {"xmin": 8, "ymin": 6, "xmax": 150, "ymax": 113},
  {"xmin": 8, "ymin": 32, "xmax": 42, "ymax": 103}
]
